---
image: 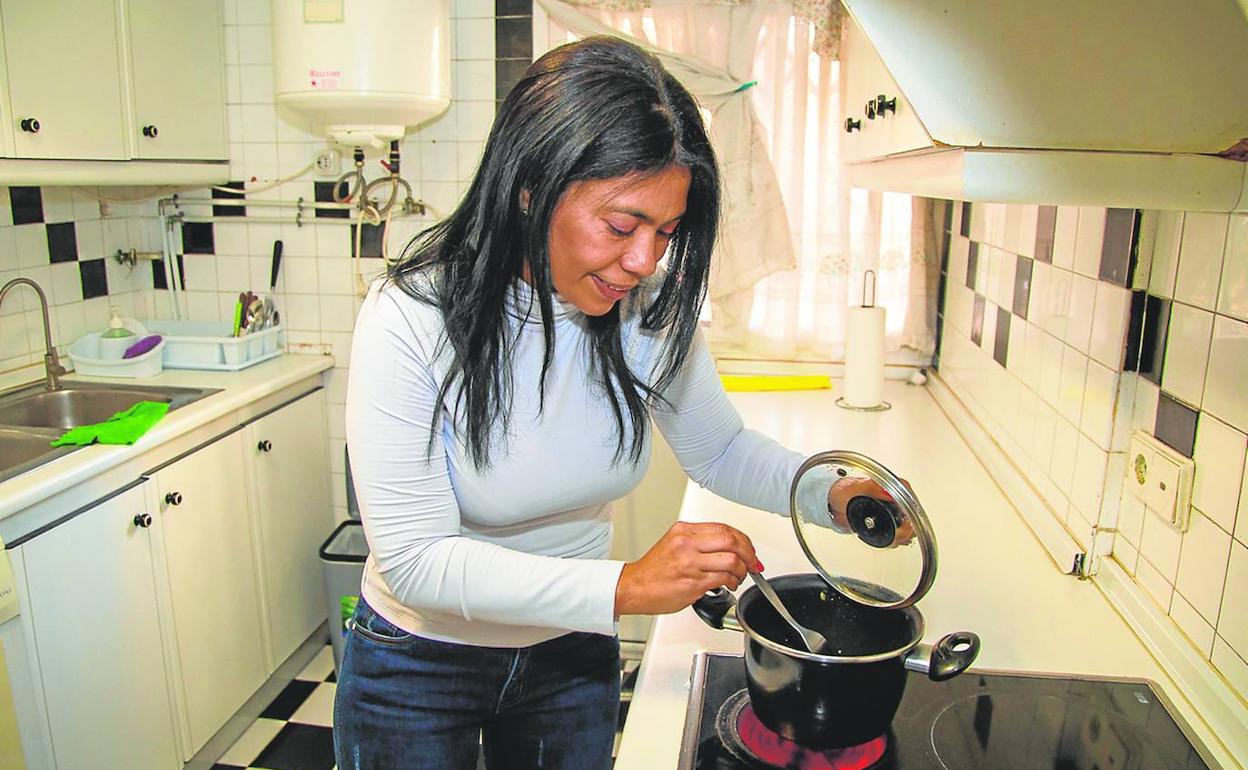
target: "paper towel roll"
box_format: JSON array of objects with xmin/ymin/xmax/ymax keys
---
[{"xmin": 844, "ymin": 305, "xmax": 886, "ymax": 408}]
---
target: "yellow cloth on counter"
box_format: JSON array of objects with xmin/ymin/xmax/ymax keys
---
[{"xmin": 719, "ymin": 374, "xmax": 832, "ymax": 392}]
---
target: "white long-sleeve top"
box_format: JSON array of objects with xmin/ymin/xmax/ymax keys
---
[{"xmin": 345, "ymin": 271, "xmax": 804, "ymax": 647}]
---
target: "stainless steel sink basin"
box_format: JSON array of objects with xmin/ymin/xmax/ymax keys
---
[{"xmin": 0, "ymin": 380, "xmax": 220, "ymax": 483}]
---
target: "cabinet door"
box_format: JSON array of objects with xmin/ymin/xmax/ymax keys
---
[
  {"xmin": 126, "ymin": 0, "xmax": 227, "ymax": 160},
  {"xmin": 247, "ymin": 391, "xmax": 332, "ymax": 667},
  {"xmin": 22, "ymin": 483, "xmax": 180, "ymax": 770},
  {"xmin": 0, "ymin": 0, "xmax": 126, "ymax": 159},
  {"xmin": 153, "ymin": 432, "xmax": 266, "ymax": 757}
]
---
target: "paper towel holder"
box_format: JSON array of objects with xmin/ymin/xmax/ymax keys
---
[{"xmin": 836, "ymin": 270, "xmax": 893, "ymax": 412}]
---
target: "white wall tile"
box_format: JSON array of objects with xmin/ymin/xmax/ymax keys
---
[
  {"xmin": 1238, "ymin": 474, "xmax": 1248, "ymax": 546},
  {"xmin": 1115, "ymin": 537, "xmax": 1139, "ymax": 576},
  {"xmin": 1192, "ymin": 414, "xmax": 1247, "ymax": 533},
  {"xmin": 1174, "ymin": 212, "xmax": 1229, "ymax": 311},
  {"xmin": 319, "ymin": 294, "xmax": 356, "ymax": 332},
  {"xmin": 1141, "ymin": 506, "xmax": 1183, "ymax": 581},
  {"xmin": 454, "ymin": 59, "xmax": 496, "ymax": 102},
  {"xmin": 236, "ymin": 23, "xmax": 272, "ymax": 65},
  {"xmin": 454, "ymin": 18, "xmax": 495, "ymax": 60},
  {"xmin": 1064, "ymin": 274, "xmax": 1096, "ymax": 353},
  {"xmin": 1213, "ymin": 637, "xmax": 1248, "ymax": 700},
  {"xmin": 1218, "ymin": 539, "xmax": 1248, "ymax": 662},
  {"xmin": 457, "ymin": 101, "xmax": 497, "ymax": 143},
  {"xmin": 1217, "ymin": 213, "xmax": 1248, "ymax": 322},
  {"xmin": 1088, "ymin": 282, "xmax": 1129, "ymax": 369},
  {"xmin": 1149, "ymin": 210, "xmax": 1183, "ymax": 298},
  {"xmin": 1175, "ymin": 509, "xmax": 1233, "ymax": 625},
  {"xmin": 1072, "ymin": 207, "xmax": 1106, "ymax": 278},
  {"xmin": 240, "ymin": 104, "xmax": 278, "ymax": 143},
  {"xmin": 1050, "ymin": 417, "xmax": 1079, "ymax": 490},
  {"xmin": 1057, "ymin": 346, "xmax": 1087, "ymax": 425},
  {"xmin": 280, "ymin": 256, "xmax": 319, "ymax": 294},
  {"xmin": 1016, "ymin": 204, "xmax": 1038, "ymax": 258},
  {"xmin": 1136, "ymin": 553, "xmax": 1175, "ymax": 611},
  {"xmin": 1071, "ymin": 433, "xmax": 1108, "ymax": 523},
  {"xmin": 1080, "ymin": 361, "xmax": 1116, "ymax": 450},
  {"xmin": 48, "ymin": 262, "xmax": 82, "ymax": 306},
  {"xmin": 1119, "ymin": 490, "xmax": 1146, "ymax": 546},
  {"xmin": 1170, "ymin": 590, "xmax": 1216, "ymax": 656},
  {"xmin": 14, "ymin": 225, "xmax": 48, "ymax": 269},
  {"xmin": 1204, "ymin": 315, "xmax": 1248, "ymax": 434},
  {"xmin": 1161, "ymin": 303, "xmax": 1213, "ymax": 408},
  {"xmin": 1132, "ymin": 375, "xmax": 1160, "ymax": 434},
  {"xmin": 1039, "ymin": 331, "xmax": 1063, "ymax": 406},
  {"xmin": 236, "ymin": 0, "xmax": 270, "ymax": 25},
  {"xmin": 283, "ymin": 293, "xmax": 321, "ymax": 331},
  {"xmin": 1052, "ymin": 206, "xmax": 1078, "ymax": 270}
]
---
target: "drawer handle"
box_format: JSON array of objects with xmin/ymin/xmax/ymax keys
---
[
  {"xmin": 142, "ymin": 124, "xmax": 159, "ymax": 138},
  {"xmin": 865, "ymin": 99, "xmax": 877, "ymax": 119},
  {"xmin": 20, "ymin": 117, "xmax": 40, "ymax": 133},
  {"xmin": 165, "ymin": 492, "xmax": 183, "ymax": 506},
  {"xmin": 257, "ymin": 440, "xmax": 272, "ymax": 452},
  {"xmin": 874, "ymin": 94, "xmax": 897, "ymax": 117},
  {"xmin": 133, "ymin": 513, "xmax": 152, "ymax": 528},
  {"xmin": 844, "ymin": 117, "xmax": 862, "ymax": 133}
]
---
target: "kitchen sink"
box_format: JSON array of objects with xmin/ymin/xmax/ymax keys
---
[{"xmin": 0, "ymin": 380, "xmax": 220, "ymax": 483}]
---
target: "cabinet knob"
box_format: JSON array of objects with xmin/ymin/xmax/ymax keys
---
[
  {"xmin": 133, "ymin": 513, "xmax": 153, "ymax": 528},
  {"xmin": 19, "ymin": 117, "xmax": 40, "ymax": 133},
  {"xmin": 865, "ymin": 99, "xmax": 877, "ymax": 119},
  {"xmin": 845, "ymin": 117, "xmax": 862, "ymax": 133},
  {"xmin": 165, "ymin": 492, "xmax": 183, "ymax": 506},
  {"xmin": 142, "ymin": 124, "xmax": 159, "ymax": 138},
  {"xmin": 257, "ymin": 440, "xmax": 272, "ymax": 452},
  {"xmin": 874, "ymin": 94, "xmax": 897, "ymax": 117}
]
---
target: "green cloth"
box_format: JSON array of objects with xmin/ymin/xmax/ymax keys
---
[{"xmin": 51, "ymin": 401, "xmax": 171, "ymax": 447}]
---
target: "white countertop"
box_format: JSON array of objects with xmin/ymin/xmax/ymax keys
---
[
  {"xmin": 614, "ymin": 382, "xmax": 1234, "ymax": 769},
  {"xmin": 0, "ymin": 353, "xmax": 334, "ymax": 523}
]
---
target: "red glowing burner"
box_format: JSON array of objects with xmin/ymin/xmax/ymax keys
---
[{"xmin": 717, "ymin": 691, "xmax": 887, "ymax": 770}]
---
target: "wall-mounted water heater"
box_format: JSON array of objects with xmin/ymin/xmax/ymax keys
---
[{"xmin": 272, "ymin": 0, "xmax": 452, "ymax": 148}]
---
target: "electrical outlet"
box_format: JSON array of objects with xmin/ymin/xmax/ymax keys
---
[
  {"xmin": 1126, "ymin": 430, "xmax": 1194, "ymax": 531},
  {"xmin": 314, "ymin": 149, "xmax": 341, "ymax": 177}
]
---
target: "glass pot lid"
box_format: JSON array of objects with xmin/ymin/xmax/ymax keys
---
[{"xmin": 788, "ymin": 450, "xmax": 936, "ymax": 609}]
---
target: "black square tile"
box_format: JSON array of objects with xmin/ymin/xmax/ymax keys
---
[
  {"xmin": 260, "ymin": 679, "xmax": 319, "ymax": 721},
  {"xmin": 314, "ymin": 181, "xmax": 351, "ymax": 219},
  {"xmin": 213, "ymin": 180, "xmax": 246, "ymax": 217},
  {"xmin": 1154, "ymin": 393, "xmax": 1199, "ymax": 458},
  {"xmin": 250, "ymin": 723, "xmax": 335, "ymax": 770},
  {"xmin": 495, "ymin": 17, "xmax": 532, "ymax": 60},
  {"xmin": 495, "ymin": 0, "xmax": 531, "ymax": 16},
  {"xmin": 210, "ymin": 764, "xmax": 245, "ymax": 770},
  {"xmin": 941, "ymin": 198, "xmax": 954, "ymax": 233},
  {"xmin": 1123, "ymin": 290, "xmax": 1147, "ymax": 372},
  {"xmin": 1099, "ymin": 208, "xmax": 1138, "ymax": 287},
  {"xmin": 993, "ymin": 307, "xmax": 1011, "ymax": 367},
  {"xmin": 326, "ymin": 670, "xmax": 336, "ymax": 683},
  {"xmin": 940, "ymin": 230, "xmax": 951, "ymax": 274},
  {"xmin": 46, "ymin": 222, "xmax": 78, "ymax": 263},
  {"xmin": 350, "ymin": 223, "xmax": 385, "ymax": 258},
  {"xmin": 1034, "ymin": 205, "xmax": 1056, "ymax": 263},
  {"xmin": 617, "ymin": 699, "xmax": 631, "ymax": 733},
  {"xmin": 965, "ymin": 241, "xmax": 979, "ymax": 290},
  {"xmin": 151, "ymin": 259, "xmax": 167, "ymax": 290},
  {"xmin": 971, "ymin": 294, "xmax": 985, "ymax": 346},
  {"xmin": 181, "ymin": 221, "xmax": 214, "ymax": 254},
  {"xmin": 496, "ymin": 58, "xmax": 530, "ymax": 101},
  {"xmin": 959, "ymin": 202, "xmax": 972, "ymax": 238},
  {"xmin": 79, "ymin": 259, "xmax": 108, "ymax": 299},
  {"xmin": 10, "ymin": 186, "xmax": 43, "ymax": 225},
  {"xmin": 1139, "ymin": 295, "xmax": 1171, "ymax": 385},
  {"xmin": 1013, "ymin": 255, "xmax": 1032, "ymax": 319}
]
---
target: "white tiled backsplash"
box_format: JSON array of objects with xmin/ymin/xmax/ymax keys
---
[
  {"xmin": 934, "ymin": 199, "xmax": 1248, "ymax": 704},
  {"xmin": 0, "ymin": 0, "xmax": 508, "ymax": 525}
]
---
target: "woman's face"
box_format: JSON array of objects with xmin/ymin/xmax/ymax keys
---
[{"xmin": 541, "ymin": 165, "xmax": 690, "ymax": 316}]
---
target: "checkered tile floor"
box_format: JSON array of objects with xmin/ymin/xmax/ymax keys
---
[{"xmin": 210, "ymin": 643, "xmax": 645, "ymax": 769}]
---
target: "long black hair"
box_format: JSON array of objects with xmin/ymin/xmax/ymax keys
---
[{"xmin": 389, "ymin": 35, "xmax": 720, "ymax": 469}]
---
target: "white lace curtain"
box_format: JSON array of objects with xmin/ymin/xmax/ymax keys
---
[{"xmin": 536, "ymin": 0, "xmax": 934, "ymax": 364}]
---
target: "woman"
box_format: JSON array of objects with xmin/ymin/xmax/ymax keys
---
[{"xmin": 337, "ymin": 36, "xmax": 808, "ymax": 768}]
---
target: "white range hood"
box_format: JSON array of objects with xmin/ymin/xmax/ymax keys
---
[{"xmin": 841, "ymin": 0, "xmax": 1248, "ymax": 211}]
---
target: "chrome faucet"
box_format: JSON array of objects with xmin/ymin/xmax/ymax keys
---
[{"xmin": 0, "ymin": 278, "xmax": 67, "ymax": 391}]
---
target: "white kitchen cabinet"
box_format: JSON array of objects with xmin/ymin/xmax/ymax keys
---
[
  {"xmin": 245, "ymin": 390, "xmax": 332, "ymax": 670},
  {"xmin": 150, "ymin": 431, "xmax": 267, "ymax": 759},
  {"xmin": 841, "ymin": 15, "xmax": 930, "ymax": 164},
  {"xmin": 21, "ymin": 481, "xmax": 180, "ymax": 770},
  {"xmin": 126, "ymin": 0, "xmax": 227, "ymax": 160},
  {"xmin": 0, "ymin": 0, "xmax": 127, "ymax": 160}
]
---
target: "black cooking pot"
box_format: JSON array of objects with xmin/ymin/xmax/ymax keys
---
[{"xmin": 694, "ymin": 573, "xmax": 980, "ymax": 749}]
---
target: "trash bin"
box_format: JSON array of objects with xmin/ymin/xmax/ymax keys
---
[{"xmin": 319, "ymin": 446, "xmax": 368, "ymax": 674}]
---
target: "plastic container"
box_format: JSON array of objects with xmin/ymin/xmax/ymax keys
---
[
  {"xmin": 97, "ymin": 306, "xmax": 138, "ymax": 360},
  {"xmin": 320, "ymin": 521, "xmax": 368, "ymax": 674},
  {"xmin": 145, "ymin": 320, "xmax": 283, "ymax": 371},
  {"xmin": 68, "ymin": 324, "xmax": 164, "ymax": 378},
  {"xmin": 320, "ymin": 446, "xmax": 367, "ymax": 673}
]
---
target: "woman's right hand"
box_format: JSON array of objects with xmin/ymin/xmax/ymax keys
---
[{"xmin": 614, "ymin": 521, "xmax": 760, "ymax": 616}]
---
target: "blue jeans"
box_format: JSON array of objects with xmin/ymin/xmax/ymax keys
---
[{"xmin": 333, "ymin": 598, "xmax": 621, "ymax": 769}]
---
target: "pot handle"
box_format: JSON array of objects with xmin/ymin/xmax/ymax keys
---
[
  {"xmin": 692, "ymin": 587, "xmax": 742, "ymax": 632},
  {"xmin": 903, "ymin": 632, "xmax": 980, "ymax": 682}
]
